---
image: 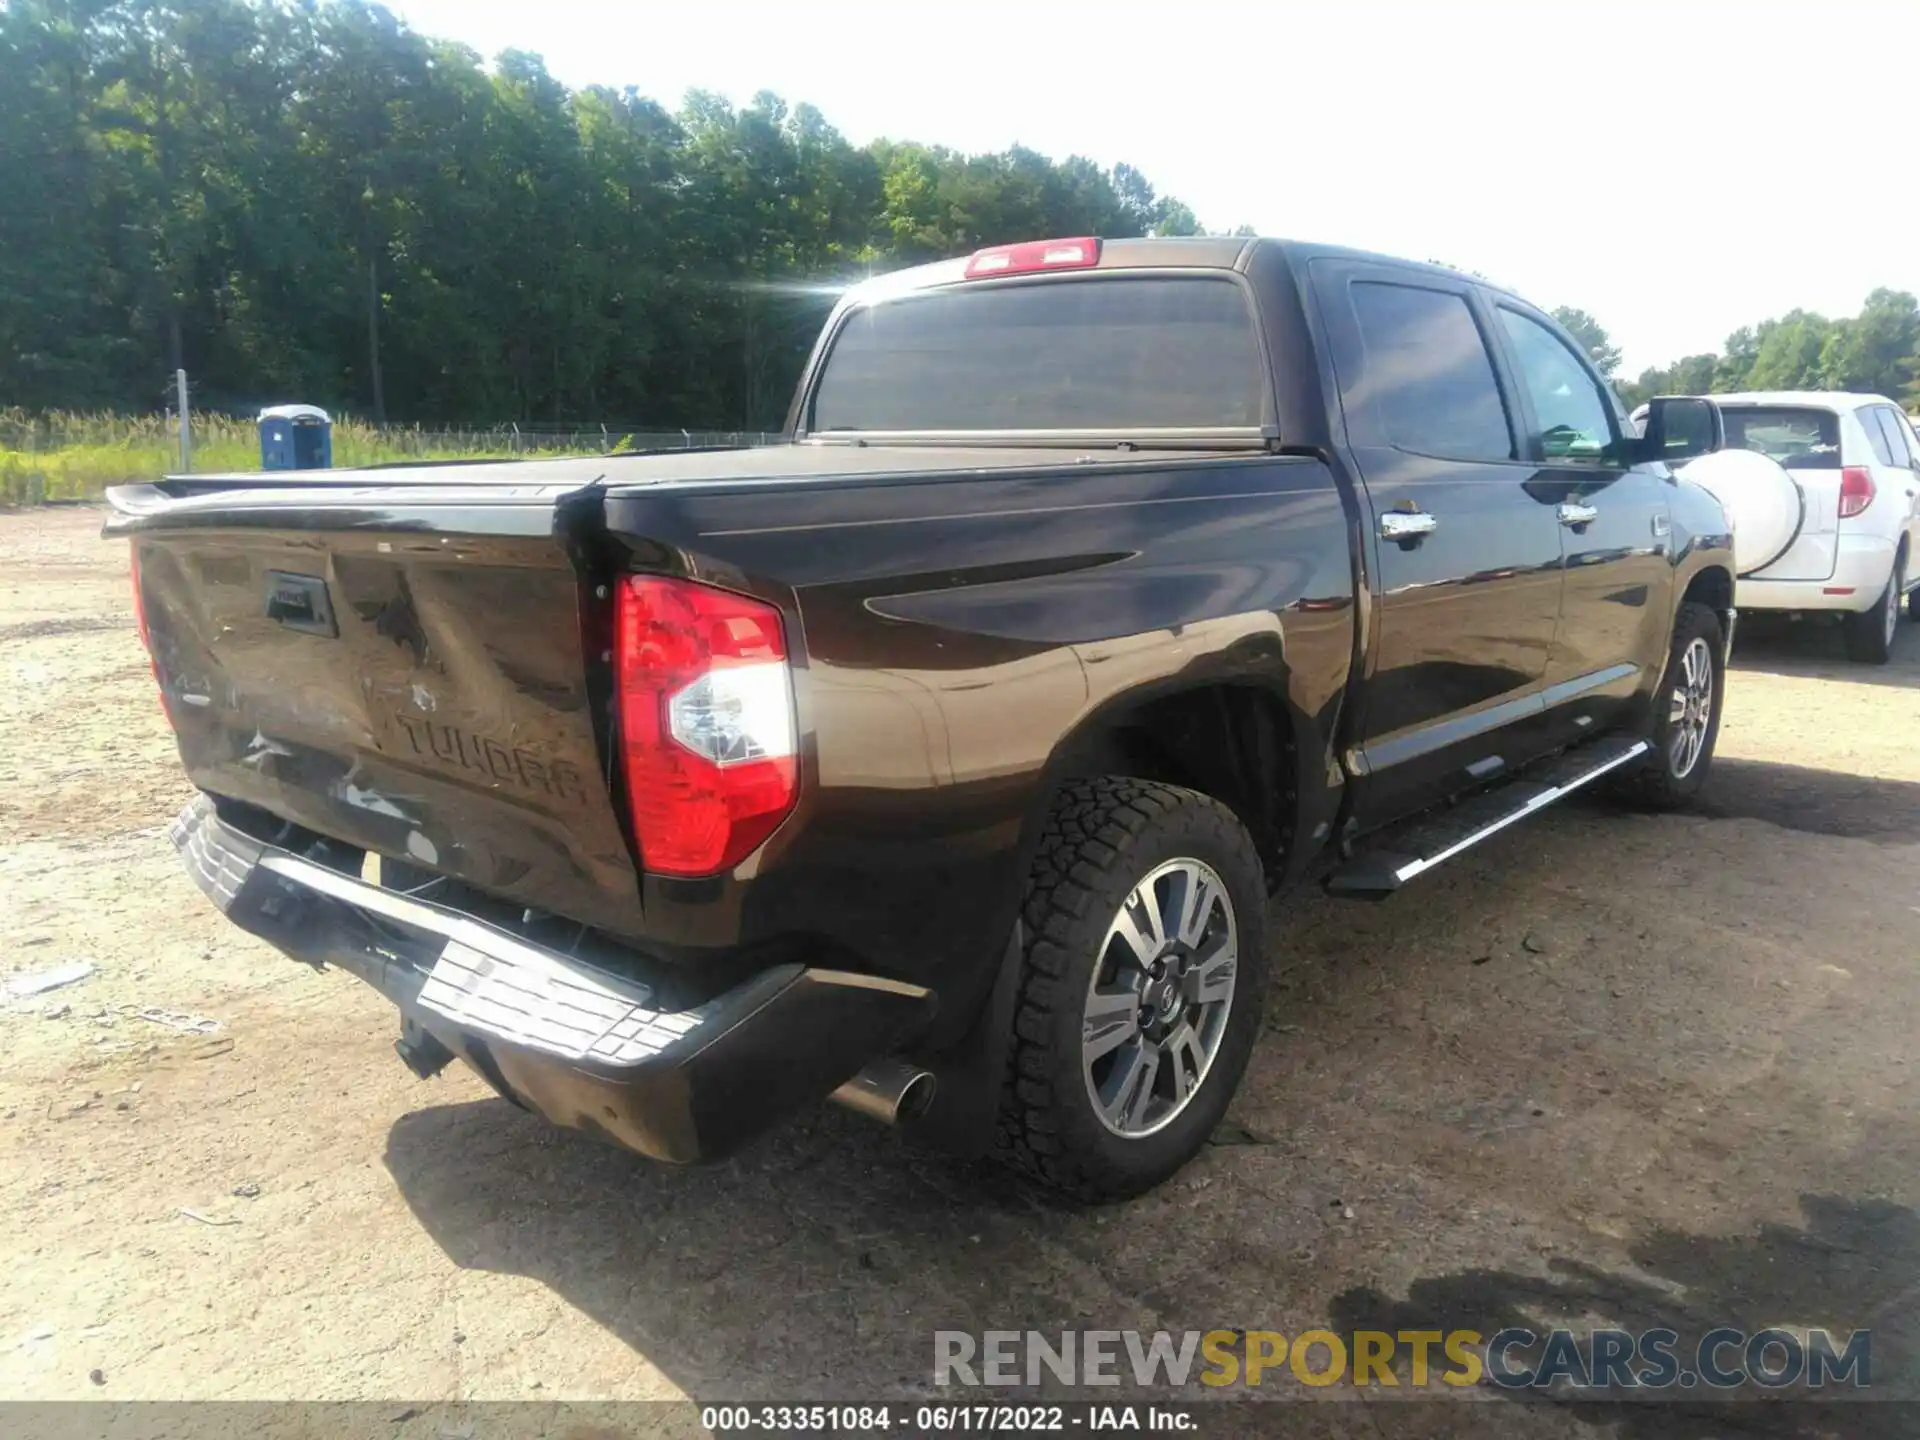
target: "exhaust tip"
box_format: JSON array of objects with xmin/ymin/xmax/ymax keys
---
[
  {"xmin": 894, "ymin": 1067, "xmax": 936, "ymax": 1124},
  {"xmin": 831, "ymin": 1059, "xmax": 937, "ymax": 1127}
]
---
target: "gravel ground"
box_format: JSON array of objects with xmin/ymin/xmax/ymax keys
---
[{"xmin": 3, "ymin": 504, "xmax": 1917, "ymax": 1436}]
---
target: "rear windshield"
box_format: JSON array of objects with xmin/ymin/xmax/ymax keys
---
[
  {"xmin": 1721, "ymin": 406, "xmax": 1842, "ymax": 470},
  {"xmin": 808, "ymin": 276, "xmax": 1266, "ymax": 433}
]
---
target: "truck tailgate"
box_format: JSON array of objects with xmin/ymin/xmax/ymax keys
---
[{"xmin": 109, "ymin": 482, "xmax": 644, "ymax": 939}]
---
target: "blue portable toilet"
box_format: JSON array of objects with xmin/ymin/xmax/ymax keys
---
[{"xmin": 258, "ymin": 404, "xmax": 333, "ymax": 470}]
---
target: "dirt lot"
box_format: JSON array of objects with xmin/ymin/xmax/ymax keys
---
[{"xmin": 3, "ymin": 504, "xmax": 1918, "ymax": 1433}]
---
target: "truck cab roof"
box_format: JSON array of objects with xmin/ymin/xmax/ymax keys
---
[{"xmin": 841, "ymin": 235, "xmax": 1524, "ymax": 305}]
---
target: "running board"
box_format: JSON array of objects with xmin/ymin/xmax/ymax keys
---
[{"xmin": 1327, "ymin": 736, "xmax": 1651, "ymax": 896}]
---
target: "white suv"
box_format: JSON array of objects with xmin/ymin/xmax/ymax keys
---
[{"xmin": 1637, "ymin": 392, "xmax": 1920, "ymax": 663}]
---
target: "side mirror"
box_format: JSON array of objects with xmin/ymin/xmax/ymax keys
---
[{"xmin": 1640, "ymin": 395, "xmax": 1723, "ymax": 464}]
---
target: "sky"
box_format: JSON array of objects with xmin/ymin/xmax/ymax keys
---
[{"xmin": 383, "ymin": 0, "xmax": 1919, "ymax": 375}]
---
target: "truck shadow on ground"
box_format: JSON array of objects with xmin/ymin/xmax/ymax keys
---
[
  {"xmin": 1666, "ymin": 756, "xmax": 1920, "ymax": 843},
  {"xmin": 379, "ymin": 748, "xmax": 1920, "ymax": 1426},
  {"xmin": 383, "ymin": 1098, "xmax": 1917, "ymax": 1435},
  {"xmin": 1729, "ymin": 612, "xmax": 1920, "ymax": 688},
  {"xmin": 1330, "ymin": 1189, "xmax": 1918, "ymax": 1438},
  {"xmin": 384, "ymin": 1096, "xmax": 1105, "ymax": 1397}
]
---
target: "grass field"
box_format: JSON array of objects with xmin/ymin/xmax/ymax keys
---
[{"xmin": 0, "ymin": 410, "xmax": 649, "ymax": 506}]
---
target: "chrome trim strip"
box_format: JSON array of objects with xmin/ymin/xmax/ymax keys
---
[
  {"xmin": 1539, "ymin": 661, "xmax": 1639, "ymax": 709},
  {"xmin": 1358, "ymin": 662, "xmax": 1641, "ymax": 774}
]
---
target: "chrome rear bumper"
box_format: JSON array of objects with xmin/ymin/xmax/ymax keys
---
[{"xmin": 172, "ymin": 796, "xmax": 934, "ymax": 1162}]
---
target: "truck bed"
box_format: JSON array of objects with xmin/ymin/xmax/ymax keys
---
[{"xmin": 107, "ymin": 445, "xmax": 1347, "ymax": 983}]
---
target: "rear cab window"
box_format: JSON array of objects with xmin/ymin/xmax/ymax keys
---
[
  {"xmin": 807, "ymin": 275, "xmax": 1267, "ymax": 433},
  {"xmin": 1719, "ymin": 407, "xmax": 1843, "ymax": 470}
]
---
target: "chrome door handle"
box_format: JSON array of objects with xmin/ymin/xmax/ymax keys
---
[
  {"xmin": 1558, "ymin": 502, "xmax": 1599, "ymax": 528},
  {"xmin": 1379, "ymin": 510, "xmax": 1438, "ymax": 541}
]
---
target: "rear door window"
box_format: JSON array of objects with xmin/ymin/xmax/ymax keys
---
[
  {"xmin": 1347, "ymin": 282, "xmax": 1513, "ymax": 462},
  {"xmin": 1897, "ymin": 412, "xmax": 1920, "ymax": 460},
  {"xmin": 1719, "ymin": 407, "xmax": 1843, "ymax": 470},
  {"xmin": 1869, "ymin": 407, "xmax": 1912, "ymax": 467},
  {"xmin": 1859, "ymin": 410, "xmax": 1897, "ymax": 467},
  {"xmin": 809, "ymin": 276, "xmax": 1267, "ymax": 432}
]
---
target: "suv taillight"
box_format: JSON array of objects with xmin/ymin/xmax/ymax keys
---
[
  {"xmin": 613, "ymin": 575, "xmax": 798, "ymax": 877},
  {"xmin": 1839, "ymin": 466, "xmax": 1876, "ymax": 518}
]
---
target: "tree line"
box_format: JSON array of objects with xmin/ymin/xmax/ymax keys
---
[
  {"xmin": 1557, "ymin": 297, "xmax": 1920, "ymax": 412},
  {"xmin": 1, "ymin": 0, "xmax": 1222, "ymax": 428},
  {"xmin": 5, "ymin": 2, "xmax": 1913, "ymax": 432}
]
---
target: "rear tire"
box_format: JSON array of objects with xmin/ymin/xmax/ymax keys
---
[
  {"xmin": 1844, "ymin": 550, "xmax": 1903, "ymax": 665},
  {"xmin": 994, "ymin": 777, "xmax": 1267, "ymax": 1201},
  {"xmin": 1617, "ymin": 601, "xmax": 1724, "ymax": 811}
]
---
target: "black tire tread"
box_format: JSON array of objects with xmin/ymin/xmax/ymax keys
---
[
  {"xmin": 1844, "ymin": 551, "xmax": 1903, "ymax": 665},
  {"xmin": 994, "ymin": 776, "xmax": 1256, "ymax": 1200},
  {"xmin": 1616, "ymin": 600, "xmax": 1723, "ymax": 811}
]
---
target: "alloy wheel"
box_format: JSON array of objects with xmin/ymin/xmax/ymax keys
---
[
  {"xmin": 1668, "ymin": 636, "xmax": 1714, "ymax": 779},
  {"xmin": 1081, "ymin": 857, "xmax": 1238, "ymax": 1138}
]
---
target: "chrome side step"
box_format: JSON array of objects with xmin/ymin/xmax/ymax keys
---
[{"xmin": 1327, "ymin": 736, "xmax": 1650, "ymax": 896}]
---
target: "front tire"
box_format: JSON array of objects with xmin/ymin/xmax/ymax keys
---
[
  {"xmin": 1618, "ymin": 601, "xmax": 1725, "ymax": 811},
  {"xmin": 1846, "ymin": 550, "xmax": 1904, "ymax": 664},
  {"xmin": 995, "ymin": 778, "xmax": 1267, "ymax": 1201}
]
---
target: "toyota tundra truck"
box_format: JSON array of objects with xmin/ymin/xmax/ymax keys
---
[{"xmin": 107, "ymin": 236, "xmax": 1736, "ymax": 1199}]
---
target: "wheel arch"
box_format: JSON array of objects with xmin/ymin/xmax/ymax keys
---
[
  {"xmin": 1681, "ymin": 562, "xmax": 1734, "ymax": 619},
  {"xmin": 1039, "ymin": 677, "xmax": 1308, "ymax": 891}
]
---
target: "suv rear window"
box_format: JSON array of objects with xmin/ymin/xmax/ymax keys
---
[
  {"xmin": 809, "ymin": 276, "xmax": 1266, "ymax": 433},
  {"xmin": 1720, "ymin": 407, "xmax": 1842, "ymax": 469}
]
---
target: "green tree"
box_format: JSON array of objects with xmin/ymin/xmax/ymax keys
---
[
  {"xmin": 1550, "ymin": 307, "xmax": 1622, "ymax": 378},
  {"xmin": 0, "ymin": 0, "xmax": 134, "ymax": 408},
  {"xmin": 1817, "ymin": 289, "xmax": 1919, "ymax": 397},
  {"xmin": 0, "ymin": 0, "xmax": 1211, "ymax": 426},
  {"xmin": 1619, "ymin": 353, "xmax": 1720, "ymax": 409},
  {"xmin": 1671, "ymin": 353, "xmax": 1719, "ymax": 396},
  {"xmin": 1151, "ymin": 200, "xmax": 1201, "ymax": 237},
  {"xmin": 1744, "ymin": 311, "xmax": 1833, "ymax": 390},
  {"xmin": 1713, "ymin": 327, "xmax": 1760, "ymax": 392}
]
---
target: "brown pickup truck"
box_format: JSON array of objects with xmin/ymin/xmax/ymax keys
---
[{"xmin": 111, "ymin": 234, "xmax": 1735, "ymax": 1197}]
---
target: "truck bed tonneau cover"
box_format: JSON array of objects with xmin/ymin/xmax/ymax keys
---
[{"xmin": 153, "ymin": 443, "xmax": 1230, "ymax": 494}]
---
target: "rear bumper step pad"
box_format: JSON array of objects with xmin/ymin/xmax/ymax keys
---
[{"xmin": 171, "ymin": 796, "xmax": 933, "ymax": 1163}]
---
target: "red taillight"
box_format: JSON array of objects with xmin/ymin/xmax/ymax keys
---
[
  {"xmin": 1839, "ymin": 466, "xmax": 1875, "ymax": 518},
  {"xmin": 613, "ymin": 575, "xmax": 798, "ymax": 878},
  {"xmin": 129, "ymin": 544, "xmax": 150, "ymax": 649},
  {"xmin": 964, "ymin": 236, "xmax": 1101, "ymax": 279}
]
